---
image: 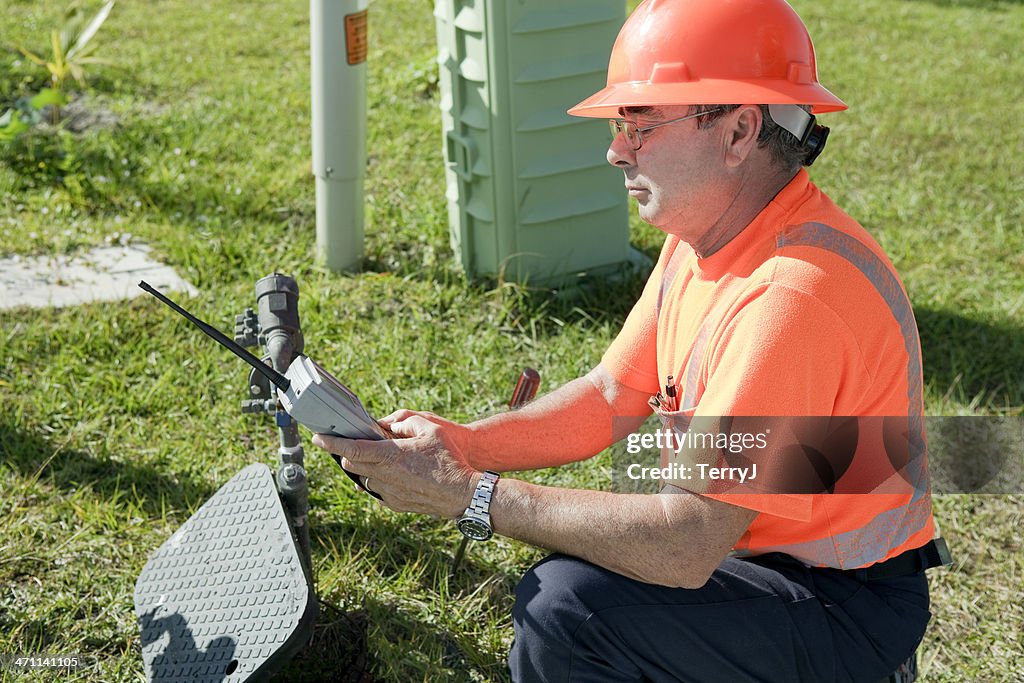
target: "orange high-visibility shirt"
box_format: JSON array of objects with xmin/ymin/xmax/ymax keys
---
[{"xmin": 603, "ymin": 170, "xmax": 935, "ymax": 569}]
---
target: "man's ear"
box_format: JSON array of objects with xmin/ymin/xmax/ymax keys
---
[{"xmin": 723, "ymin": 105, "xmax": 762, "ymax": 168}]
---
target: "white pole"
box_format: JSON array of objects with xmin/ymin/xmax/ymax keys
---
[{"xmin": 310, "ymin": 0, "xmax": 369, "ymax": 272}]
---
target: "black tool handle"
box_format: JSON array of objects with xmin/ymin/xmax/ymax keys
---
[{"xmin": 332, "ymin": 455, "xmax": 382, "ymax": 501}]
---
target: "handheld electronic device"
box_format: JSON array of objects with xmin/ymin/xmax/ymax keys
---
[{"xmin": 138, "ymin": 281, "xmax": 388, "ymax": 497}]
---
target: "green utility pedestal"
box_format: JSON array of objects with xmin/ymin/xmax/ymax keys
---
[{"xmin": 435, "ymin": 1, "xmax": 629, "ymax": 285}]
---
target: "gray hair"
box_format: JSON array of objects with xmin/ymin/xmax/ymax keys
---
[{"xmin": 689, "ymin": 104, "xmax": 812, "ymax": 170}]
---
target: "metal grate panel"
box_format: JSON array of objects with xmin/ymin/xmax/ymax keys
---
[{"xmin": 135, "ymin": 463, "xmax": 316, "ymax": 682}]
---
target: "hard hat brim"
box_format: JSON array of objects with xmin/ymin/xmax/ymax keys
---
[{"xmin": 568, "ymin": 80, "xmax": 848, "ymax": 118}]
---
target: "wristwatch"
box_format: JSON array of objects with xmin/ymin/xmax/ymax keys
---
[{"xmin": 456, "ymin": 470, "xmax": 500, "ymax": 541}]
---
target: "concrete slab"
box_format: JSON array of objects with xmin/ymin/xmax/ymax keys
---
[{"xmin": 0, "ymin": 245, "xmax": 199, "ymax": 310}]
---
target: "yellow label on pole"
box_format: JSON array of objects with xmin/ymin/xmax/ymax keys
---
[{"xmin": 345, "ymin": 10, "xmax": 368, "ymax": 65}]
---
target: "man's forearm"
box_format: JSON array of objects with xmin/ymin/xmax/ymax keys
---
[
  {"xmin": 489, "ymin": 478, "xmax": 757, "ymax": 588},
  {"xmin": 462, "ymin": 367, "xmax": 649, "ymax": 472}
]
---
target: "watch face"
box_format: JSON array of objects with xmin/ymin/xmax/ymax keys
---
[{"xmin": 457, "ymin": 517, "xmax": 493, "ymax": 541}]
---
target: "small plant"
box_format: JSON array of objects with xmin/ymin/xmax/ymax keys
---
[
  {"xmin": 0, "ymin": 89, "xmax": 67, "ymax": 142},
  {"xmin": 17, "ymin": 0, "xmax": 116, "ymax": 125}
]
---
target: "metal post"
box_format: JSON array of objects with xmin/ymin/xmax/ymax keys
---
[
  {"xmin": 248, "ymin": 274, "xmax": 315, "ymax": 581},
  {"xmin": 311, "ymin": 0, "xmax": 369, "ymax": 272}
]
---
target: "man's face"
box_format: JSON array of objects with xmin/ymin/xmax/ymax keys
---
[{"xmin": 606, "ymin": 105, "xmax": 731, "ymax": 242}]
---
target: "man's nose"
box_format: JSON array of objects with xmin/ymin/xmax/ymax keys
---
[{"xmin": 606, "ymin": 131, "xmax": 636, "ymax": 169}]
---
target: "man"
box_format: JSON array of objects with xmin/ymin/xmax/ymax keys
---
[{"xmin": 314, "ymin": 0, "xmax": 948, "ymax": 680}]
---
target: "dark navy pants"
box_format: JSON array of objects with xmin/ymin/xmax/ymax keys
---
[{"xmin": 509, "ymin": 553, "xmax": 930, "ymax": 683}]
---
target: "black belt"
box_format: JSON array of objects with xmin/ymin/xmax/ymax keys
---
[{"xmin": 849, "ymin": 538, "xmax": 953, "ymax": 581}]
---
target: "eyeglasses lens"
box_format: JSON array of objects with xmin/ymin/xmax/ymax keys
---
[{"xmin": 609, "ymin": 120, "xmax": 640, "ymax": 149}]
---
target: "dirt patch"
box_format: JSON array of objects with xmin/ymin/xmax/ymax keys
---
[{"xmin": 58, "ymin": 94, "xmax": 121, "ymax": 133}]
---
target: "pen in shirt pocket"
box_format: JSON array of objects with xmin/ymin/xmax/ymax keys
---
[{"xmin": 665, "ymin": 375, "xmax": 678, "ymax": 411}]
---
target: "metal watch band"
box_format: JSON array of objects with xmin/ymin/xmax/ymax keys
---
[{"xmin": 466, "ymin": 470, "xmax": 499, "ymax": 518}]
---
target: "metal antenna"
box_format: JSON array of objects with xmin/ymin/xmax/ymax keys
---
[{"xmin": 138, "ymin": 281, "xmax": 292, "ymax": 393}]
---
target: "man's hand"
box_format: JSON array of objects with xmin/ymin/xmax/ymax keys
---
[{"xmin": 311, "ymin": 411, "xmax": 479, "ymax": 518}]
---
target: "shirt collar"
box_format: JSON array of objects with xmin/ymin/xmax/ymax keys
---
[{"xmin": 693, "ymin": 169, "xmax": 813, "ymax": 278}]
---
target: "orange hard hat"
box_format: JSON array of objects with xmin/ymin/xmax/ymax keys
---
[{"xmin": 569, "ymin": 0, "xmax": 846, "ymax": 118}]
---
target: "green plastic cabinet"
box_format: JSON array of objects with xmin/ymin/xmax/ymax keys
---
[{"xmin": 435, "ymin": 0, "xmax": 630, "ymax": 285}]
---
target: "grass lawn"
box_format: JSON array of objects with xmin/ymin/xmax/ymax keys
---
[{"xmin": 1, "ymin": 0, "xmax": 1022, "ymax": 681}]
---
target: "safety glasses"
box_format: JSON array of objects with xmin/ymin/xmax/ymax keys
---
[{"xmin": 609, "ymin": 108, "xmax": 722, "ymax": 151}]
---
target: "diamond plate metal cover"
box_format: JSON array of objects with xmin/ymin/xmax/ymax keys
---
[{"xmin": 135, "ymin": 463, "xmax": 316, "ymax": 682}]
